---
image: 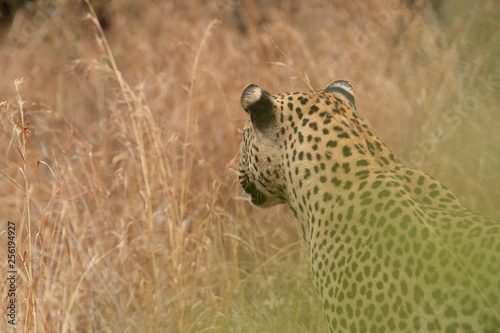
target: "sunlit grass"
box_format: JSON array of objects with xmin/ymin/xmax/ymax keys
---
[{"xmin": 0, "ymin": 1, "xmax": 499, "ymax": 332}]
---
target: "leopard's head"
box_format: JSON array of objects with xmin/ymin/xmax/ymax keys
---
[{"xmin": 238, "ymin": 84, "xmax": 287, "ymax": 207}]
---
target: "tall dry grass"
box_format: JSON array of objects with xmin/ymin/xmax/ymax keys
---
[{"xmin": 0, "ymin": 0, "xmax": 499, "ymax": 332}]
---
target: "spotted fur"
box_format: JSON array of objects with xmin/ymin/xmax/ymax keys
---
[{"xmin": 239, "ymin": 80, "xmax": 500, "ymax": 332}]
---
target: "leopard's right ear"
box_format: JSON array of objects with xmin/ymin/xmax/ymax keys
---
[
  {"xmin": 324, "ymin": 80, "xmax": 355, "ymax": 108},
  {"xmin": 241, "ymin": 84, "xmax": 276, "ymax": 133}
]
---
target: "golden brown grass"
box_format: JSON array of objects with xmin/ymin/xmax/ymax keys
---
[{"xmin": 0, "ymin": 0, "xmax": 499, "ymax": 332}]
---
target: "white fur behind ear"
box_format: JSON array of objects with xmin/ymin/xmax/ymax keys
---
[
  {"xmin": 241, "ymin": 84, "xmax": 263, "ymax": 111},
  {"xmin": 324, "ymin": 80, "xmax": 355, "ymax": 107}
]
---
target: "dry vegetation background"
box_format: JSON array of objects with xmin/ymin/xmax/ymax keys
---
[{"xmin": 0, "ymin": 0, "xmax": 499, "ymax": 332}]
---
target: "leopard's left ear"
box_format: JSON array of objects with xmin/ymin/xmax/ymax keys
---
[
  {"xmin": 241, "ymin": 84, "xmax": 276, "ymax": 133},
  {"xmin": 324, "ymin": 80, "xmax": 355, "ymax": 107}
]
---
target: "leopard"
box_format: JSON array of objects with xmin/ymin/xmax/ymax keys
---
[{"xmin": 238, "ymin": 80, "xmax": 500, "ymax": 332}]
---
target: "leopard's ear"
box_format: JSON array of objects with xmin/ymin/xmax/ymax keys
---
[
  {"xmin": 241, "ymin": 84, "xmax": 276, "ymax": 133},
  {"xmin": 324, "ymin": 80, "xmax": 355, "ymax": 107}
]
